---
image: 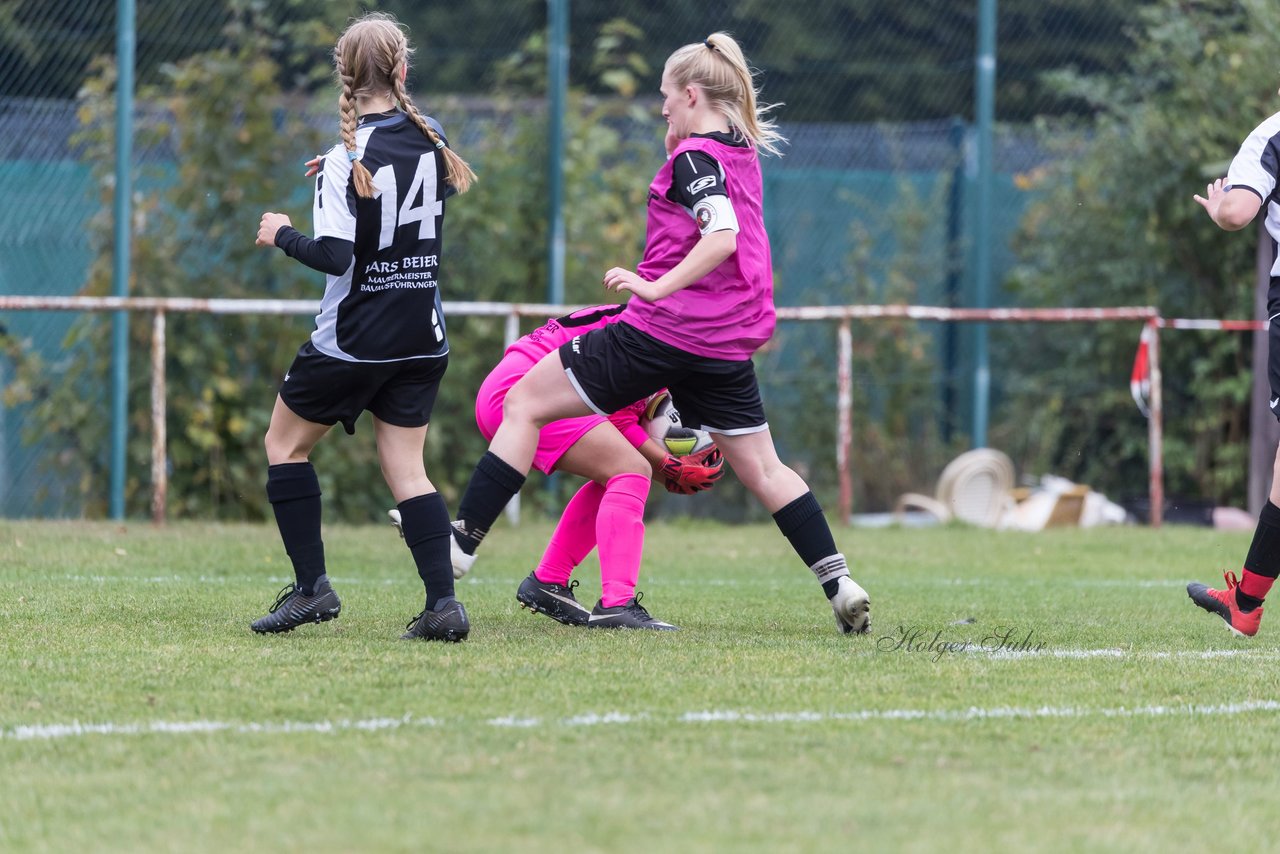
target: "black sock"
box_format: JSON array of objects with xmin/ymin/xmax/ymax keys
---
[
  {"xmin": 266, "ymin": 462, "xmax": 325, "ymax": 595},
  {"xmin": 398, "ymin": 492, "xmax": 454, "ymax": 608},
  {"xmin": 773, "ymin": 492, "xmax": 838, "ymax": 567},
  {"xmin": 454, "ymin": 451, "xmax": 526, "ymax": 555},
  {"xmin": 1239, "ymin": 501, "xmax": 1280, "ymax": 610},
  {"xmin": 774, "ymin": 493, "xmax": 847, "ymax": 599}
]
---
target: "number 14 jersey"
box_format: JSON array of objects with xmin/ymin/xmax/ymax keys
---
[{"xmin": 310, "ymin": 111, "xmax": 453, "ymax": 363}]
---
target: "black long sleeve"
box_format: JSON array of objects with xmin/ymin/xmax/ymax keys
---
[{"xmin": 274, "ymin": 226, "xmax": 354, "ymax": 277}]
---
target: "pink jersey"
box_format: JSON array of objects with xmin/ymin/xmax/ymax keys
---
[{"xmin": 623, "ymin": 136, "xmax": 776, "ymax": 360}]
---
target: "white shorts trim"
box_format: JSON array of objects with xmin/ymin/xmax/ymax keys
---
[{"xmin": 563, "ymin": 367, "xmax": 610, "ymax": 417}]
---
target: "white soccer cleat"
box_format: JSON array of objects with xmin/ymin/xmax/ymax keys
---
[
  {"xmin": 448, "ymin": 526, "xmax": 477, "ymax": 580},
  {"xmin": 830, "ymin": 575, "xmax": 871, "ymax": 635},
  {"xmin": 387, "ymin": 509, "xmax": 476, "ymax": 580}
]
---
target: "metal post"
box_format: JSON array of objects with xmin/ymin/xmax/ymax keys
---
[
  {"xmin": 1147, "ymin": 319, "xmax": 1164, "ymax": 527},
  {"xmin": 546, "ymin": 0, "xmax": 568, "ymax": 305},
  {"xmin": 150, "ymin": 311, "xmax": 167, "ymax": 524},
  {"xmin": 943, "ymin": 117, "xmax": 966, "ymax": 443},
  {"xmin": 971, "ymin": 0, "xmax": 996, "ymax": 448},
  {"xmin": 837, "ymin": 319, "xmax": 853, "ymax": 523},
  {"xmin": 110, "ymin": 0, "xmax": 136, "ymax": 519}
]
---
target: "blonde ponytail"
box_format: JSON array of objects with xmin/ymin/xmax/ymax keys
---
[{"xmin": 666, "ymin": 32, "xmax": 786, "ymax": 158}]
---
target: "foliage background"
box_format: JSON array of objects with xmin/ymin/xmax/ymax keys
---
[{"xmin": 2, "ymin": 0, "xmax": 1275, "ymax": 521}]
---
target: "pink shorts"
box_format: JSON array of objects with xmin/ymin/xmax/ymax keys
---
[{"xmin": 476, "ymin": 353, "xmax": 609, "ymax": 475}]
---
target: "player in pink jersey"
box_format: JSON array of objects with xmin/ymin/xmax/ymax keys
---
[
  {"xmin": 450, "ymin": 32, "xmax": 871, "ymax": 635},
  {"xmin": 392, "ymin": 303, "xmax": 723, "ymax": 629}
]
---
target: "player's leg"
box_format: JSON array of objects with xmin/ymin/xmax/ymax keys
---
[
  {"xmin": 555, "ymin": 424, "xmax": 675, "ymax": 630},
  {"xmin": 388, "ymin": 356, "xmax": 522, "ymax": 578},
  {"xmin": 252, "ymin": 394, "xmax": 340, "ymax": 633},
  {"xmin": 1187, "ymin": 318, "xmax": 1280, "ymax": 637},
  {"xmin": 513, "ymin": 479, "xmax": 603, "ymax": 625},
  {"xmin": 531, "ymin": 481, "xmax": 604, "ymax": 587},
  {"xmin": 1186, "ymin": 439, "xmax": 1280, "ymax": 638},
  {"xmin": 681, "ymin": 357, "xmax": 870, "ymax": 635},
  {"xmin": 452, "ymin": 349, "xmax": 594, "ymax": 560},
  {"xmin": 373, "ymin": 358, "xmax": 468, "ymax": 642},
  {"xmin": 509, "ymin": 415, "xmax": 609, "ymax": 626}
]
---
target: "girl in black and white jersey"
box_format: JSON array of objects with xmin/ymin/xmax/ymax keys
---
[{"xmin": 249, "ymin": 12, "xmax": 476, "ymax": 642}]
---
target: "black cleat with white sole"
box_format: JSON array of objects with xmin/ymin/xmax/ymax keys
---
[
  {"xmin": 587, "ymin": 592, "xmax": 678, "ymax": 631},
  {"xmin": 516, "ymin": 572, "xmax": 591, "ymax": 626}
]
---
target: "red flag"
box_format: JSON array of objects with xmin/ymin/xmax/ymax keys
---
[{"xmin": 1130, "ymin": 323, "xmax": 1153, "ymax": 418}]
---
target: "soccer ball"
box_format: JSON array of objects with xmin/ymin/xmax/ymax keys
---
[{"xmin": 642, "ymin": 392, "xmax": 715, "ymax": 457}]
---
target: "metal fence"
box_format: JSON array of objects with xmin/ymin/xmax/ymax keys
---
[{"xmin": 2, "ymin": 0, "xmax": 1157, "ymax": 520}]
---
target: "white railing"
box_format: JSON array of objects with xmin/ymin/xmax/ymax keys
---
[{"xmin": 0, "ymin": 296, "xmax": 1164, "ymax": 523}]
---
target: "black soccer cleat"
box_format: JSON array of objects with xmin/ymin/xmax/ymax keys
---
[
  {"xmin": 587, "ymin": 592, "xmax": 678, "ymax": 631},
  {"xmin": 516, "ymin": 572, "xmax": 591, "ymax": 626},
  {"xmin": 250, "ymin": 576, "xmax": 341, "ymax": 634},
  {"xmin": 401, "ymin": 598, "xmax": 470, "ymax": 642}
]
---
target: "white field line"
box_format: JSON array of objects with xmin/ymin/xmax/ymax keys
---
[
  {"xmin": 7, "ymin": 700, "xmax": 1280, "ymax": 742},
  {"xmin": 28, "ymin": 574, "xmax": 1190, "ymax": 589}
]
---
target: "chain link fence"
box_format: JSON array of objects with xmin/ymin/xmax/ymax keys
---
[{"xmin": 1, "ymin": 0, "xmax": 1149, "ymax": 520}]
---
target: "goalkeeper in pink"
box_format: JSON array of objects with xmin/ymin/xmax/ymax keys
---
[
  {"xmin": 396, "ymin": 304, "xmax": 724, "ymax": 630},
  {"xmin": 451, "ymin": 32, "xmax": 870, "ymax": 634}
]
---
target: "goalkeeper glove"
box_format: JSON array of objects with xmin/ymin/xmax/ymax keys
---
[{"xmin": 659, "ymin": 446, "xmax": 724, "ymax": 495}]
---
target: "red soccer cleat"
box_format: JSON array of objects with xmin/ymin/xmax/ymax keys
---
[{"xmin": 1187, "ymin": 571, "xmax": 1263, "ymax": 637}]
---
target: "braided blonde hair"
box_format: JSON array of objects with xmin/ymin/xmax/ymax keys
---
[
  {"xmin": 665, "ymin": 32, "xmax": 786, "ymax": 158},
  {"xmin": 333, "ymin": 13, "xmax": 476, "ymax": 198}
]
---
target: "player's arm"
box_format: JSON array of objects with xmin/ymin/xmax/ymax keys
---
[
  {"xmin": 273, "ymin": 226, "xmax": 355, "ymax": 276},
  {"xmin": 603, "ymin": 234, "xmax": 735, "ymax": 302},
  {"xmin": 608, "ymin": 396, "xmax": 670, "ymax": 478},
  {"xmin": 1194, "ymin": 178, "xmax": 1262, "ymax": 232},
  {"xmin": 638, "ymin": 437, "xmax": 671, "ymax": 479},
  {"xmin": 256, "ymin": 148, "xmax": 359, "ymax": 274}
]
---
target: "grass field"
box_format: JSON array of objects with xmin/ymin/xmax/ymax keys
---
[{"xmin": 5, "ymin": 518, "xmax": 1280, "ymax": 852}]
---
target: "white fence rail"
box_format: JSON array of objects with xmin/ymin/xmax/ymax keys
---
[{"xmin": 0, "ymin": 296, "xmax": 1164, "ymax": 524}]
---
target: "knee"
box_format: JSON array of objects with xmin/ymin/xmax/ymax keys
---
[
  {"xmin": 263, "ymin": 428, "xmax": 284, "ymax": 464},
  {"xmin": 621, "ymin": 453, "xmax": 651, "ymax": 479},
  {"xmin": 264, "ymin": 427, "xmax": 303, "ymax": 466},
  {"xmin": 502, "ymin": 386, "xmax": 546, "ymax": 428}
]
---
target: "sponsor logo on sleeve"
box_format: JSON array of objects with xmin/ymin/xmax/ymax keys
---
[{"xmin": 687, "ymin": 175, "xmax": 718, "ymax": 196}]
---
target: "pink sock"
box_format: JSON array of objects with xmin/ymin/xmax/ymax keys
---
[
  {"xmin": 597, "ymin": 472, "xmax": 650, "ymax": 607},
  {"xmin": 534, "ymin": 481, "xmax": 604, "ymax": 586}
]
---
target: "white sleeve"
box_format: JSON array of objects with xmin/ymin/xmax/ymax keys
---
[
  {"xmin": 692, "ymin": 194, "xmax": 739, "ymax": 235},
  {"xmin": 1226, "ymin": 113, "xmax": 1280, "ymax": 202},
  {"xmin": 312, "ymin": 145, "xmax": 357, "ymax": 241}
]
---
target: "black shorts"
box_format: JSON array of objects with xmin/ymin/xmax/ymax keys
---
[
  {"xmin": 279, "ymin": 341, "xmax": 448, "ymax": 434},
  {"xmin": 559, "ymin": 321, "xmax": 768, "ymax": 434}
]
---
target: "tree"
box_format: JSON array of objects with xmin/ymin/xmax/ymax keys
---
[{"xmin": 1000, "ymin": 0, "xmax": 1276, "ymax": 505}]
